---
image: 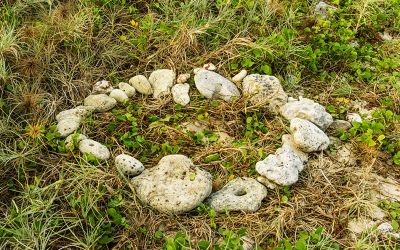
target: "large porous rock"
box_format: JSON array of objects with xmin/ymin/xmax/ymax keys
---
[
  {"xmin": 194, "ymin": 69, "xmax": 241, "ymax": 102},
  {"xmin": 280, "ymin": 97, "xmax": 333, "ymax": 130},
  {"xmin": 171, "ymin": 83, "xmax": 190, "ymax": 106},
  {"xmin": 206, "ymin": 177, "xmax": 267, "ymax": 213},
  {"xmin": 92, "ymin": 80, "xmax": 113, "ymax": 94},
  {"xmin": 281, "ymin": 134, "xmax": 308, "ymax": 164},
  {"xmin": 56, "ymin": 117, "xmax": 81, "ymax": 137},
  {"xmin": 315, "ymin": 1, "xmax": 337, "ymax": 19},
  {"xmin": 79, "ymin": 139, "xmax": 110, "ymax": 160},
  {"xmin": 129, "ymin": 75, "xmax": 153, "ymax": 95},
  {"xmin": 118, "ymin": 82, "xmax": 136, "ymax": 97},
  {"xmin": 131, "ymin": 154, "xmax": 212, "ymax": 214},
  {"xmin": 256, "ymin": 147, "xmax": 303, "ymax": 186},
  {"xmin": 148, "ymin": 69, "xmax": 176, "ymax": 98},
  {"xmin": 115, "ymin": 154, "xmax": 144, "ymax": 177},
  {"xmin": 84, "ymin": 94, "xmax": 117, "ymax": 112},
  {"xmin": 290, "ymin": 118, "xmax": 330, "ymax": 153},
  {"xmin": 109, "ymin": 89, "xmax": 129, "ymax": 103},
  {"xmin": 56, "ymin": 106, "xmax": 94, "ymax": 122},
  {"xmin": 242, "ymin": 74, "xmax": 288, "ymax": 108}
]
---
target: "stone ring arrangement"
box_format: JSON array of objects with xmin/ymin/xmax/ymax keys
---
[{"xmin": 55, "ymin": 63, "xmax": 346, "ymax": 214}]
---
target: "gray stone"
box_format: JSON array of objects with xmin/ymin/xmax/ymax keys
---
[
  {"xmin": 281, "ymin": 134, "xmax": 308, "ymax": 164},
  {"xmin": 118, "ymin": 82, "xmax": 136, "ymax": 97},
  {"xmin": 315, "ymin": 1, "xmax": 337, "ymax": 19},
  {"xmin": 256, "ymin": 147, "xmax": 303, "ymax": 186},
  {"xmin": 148, "ymin": 69, "xmax": 176, "ymax": 98},
  {"xmin": 129, "ymin": 75, "xmax": 153, "ymax": 95},
  {"xmin": 131, "ymin": 154, "xmax": 212, "ymax": 214},
  {"xmin": 92, "ymin": 80, "xmax": 113, "ymax": 94},
  {"xmin": 242, "ymin": 74, "xmax": 287, "ymax": 107},
  {"xmin": 79, "ymin": 139, "xmax": 110, "ymax": 160},
  {"xmin": 65, "ymin": 133, "xmax": 87, "ymax": 151},
  {"xmin": 194, "ymin": 70, "xmax": 241, "ymax": 102},
  {"xmin": 328, "ymin": 119, "xmax": 352, "ymax": 133},
  {"xmin": 109, "ymin": 89, "xmax": 129, "ymax": 103},
  {"xmin": 84, "ymin": 94, "xmax": 117, "ymax": 112},
  {"xmin": 280, "ymin": 97, "xmax": 333, "ymax": 130},
  {"xmin": 206, "ymin": 177, "xmax": 267, "ymax": 213},
  {"xmin": 56, "ymin": 106, "xmax": 93, "ymax": 122},
  {"xmin": 171, "ymin": 83, "xmax": 190, "ymax": 106},
  {"xmin": 290, "ymin": 118, "xmax": 330, "ymax": 152},
  {"xmin": 56, "ymin": 117, "xmax": 81, "ymax": 137},
  {"xmin": 115, "ymin": 154, "xmax": 144, "ymax": 177}
]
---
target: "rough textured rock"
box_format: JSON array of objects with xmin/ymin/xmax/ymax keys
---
[
  {"xmin": 148, "ymin": 69, "xmax": 176, "ymax": 98},
  {"xmin": 56, "ymin": 106, "xmax": 93, "ymax": 122},
  {"xmin": 242, "ymin": 74, "xmax": 287, "ymax": 107},
  {"xmin": 171, "ymin": 83, "xmax": 190, "ymax": 106},
  {"xmin": 56, "ymin": 117, "xmax": 81, "ymax": 137},
  {"xmin": 194, "ymin": 69, "xmax": 241, "ymax": 102},
  {"xmin": 280, "ymin": 97, "xmax": 333, "ymax": 130},
  {"xmin": 118, "ymin": 82, "xmax": 136, "ymax": 97},
  {"xmin": 335, "ymin": 144, "xmax": 356, "ymax": 166},
  {"xmin": 129, "ymin": 75, "xmax": 153, "ymax": 95},
  {"xmin": 315, "ymin": 1, "xmax": 337, "ymax": 19},
  {"xmin": 241, "ymin": 236, "xmax": 255, "ymax": 250},
  {"xmin": 203, "ymin": 63, "xmax": 216, "ymax": 71},
  {"xmin": 115, "ymin": 154, "xmax": 144, "ymax": 177},
  {"xmin": 65, "ymin": 133, "xmax": 87, "ymax": 151},
  {"xmin": 92, "ymin": 80, "xmax": 113, "ymax": 94},
  {"xmin": 328, "ymin": 119, "xmax": 352, "ymax": 133},
  {"xmin": 84, "ymin": 94, "xmax": 117, "ymax": 112},
  {"xmin": 177, "ymin": 73, "xmax": 190, "ymax": 84},
  {"xmin": 377, "ymin": 222, "xmax": 400, "ymax": 238},
  {"xmin": 281, "ymin": 134, "xmax": 308, "ymax": 164},
  {"xmin": 348, "ymin": 218, "xmax": 377, "ymax": 234},
  {"xmin": 346, "ymin": 113, "xmax": 362, "ymax": 123},
  {"xmin": 290, "ymin": 118, "xmax": 330, "ymax": 152},
  {"xmin": 256, "ymin": 147, "xmax": 303, "ymax": 186},
  {"xmin": 131, "ymin": 155, "xmax": 212, "ymax": 214},
  {"xmin": 206, "ymin": 177, "xmax": 267, "ymax": 213},
  {"xmin": 232, "ymin": 70, "xmax": 247, "ymax": 83},
  {"xmin": 79, "ymin": 139, "xmax": 110, "ymax": 160},
  {"xmin": 109, "ymin": 89, "xmax": 129, "ymax": 103}
]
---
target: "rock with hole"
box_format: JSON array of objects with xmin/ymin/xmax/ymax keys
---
[
  {"xmin": 290, "ymin": 118, "xmax": 330, "ymax": 152},
  {"xmin": 131, "ymin": 154, "xmax": 212, "ymax": 214},
  {"xmin": 206, "ymin": 177, "xmax": 267, "ymax": 213},
  {"xmin": 79, "ymin": 139, "xmax": 110, "ymax": 160},
  {"xmin": 148, "ymin": 69, "xmax": 176, "ymax": 98},
  {"xmin": 115, "ymin": 154, "xmax": 144, "ymax": 177},
  {"xmin": 84, "ymin": 94, "xmax": 117, "ymax": 112}
]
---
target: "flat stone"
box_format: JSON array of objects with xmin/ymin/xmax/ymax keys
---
[
  {"xmin": 171, "ymin": 83, "xmax": 190, "ymax": 106},
  {"xmin": 256, "ymin": 147, "xmax": 303, "ymax": 186},
  {"xmin": 242, "ymin": 74, "xmax": 287, "ymax": 107},
  {"xmin": 56, "ymin": 106, "xmax": 93, "ymax": 122},
  {"xmin": 65, "ymin": 133, "xmax": 87, "ymax": 151},
  {"xmin": 129, "ymin": 75, "xmax": 153, "ymax": 95},
  {"xmin": 280, "ymin": 97, "xmax": 333, "ymax": 130},
  {"xmin": 148, "ymin": 69, "xmax": 176, "ymax": 98},
  {"xmin": 118, "ymin": 82, "xmax": 136, "ymax": 97},
  {"xmin": 92, "ymin": 80, "xmax": 113, "ymax": 94},
  {"xmin": 194, "ymin": 70, "xmax": 240, "ymax": 102},
  {"xmin": 84, "ymin": 94, "xmax": 117, "ymax": 112},
  {"xmin": 290, "ymin": 118, "xmax": 330, "ymax": 153},
  {"xmin": 115, "ymin": 154, "xmax": 144, "ymax": 177},
  {"xmin": 109, "ymin": 89, "xmax": 129, "ymax": 103},
  {"xmin": 232, "ymin": 70, "xmax": 247, "ymax": 83},
  {"xmin": 206, "ymin": 177, "xmax": 267, "ymax": 213},
  {"xmin": 56, "ymin": 117, "xmax": 81, "ymax": 137},
  {"xmin": 131, "ymin": 154, "xmax": 212, "ymax": 214},
  {"xmin": 79, "ymin": 139, "xmax": 110, "ymax": 160}
]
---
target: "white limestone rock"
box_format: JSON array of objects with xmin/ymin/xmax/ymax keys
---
[
  {"xmin": 118, "ymin": 82, "xmax": 136, "ymax": 97},
  {"xmin": 79, "ymin": 139, "xmax": 110, "ymax": 160},
  {"xmin": 56, "ymin": 117, "xmax": 81, "ymax": 137},
  {"xmin": 65, "ymin": 133, "xmax": 87, "ymax": 151},
  {"xmin": 92, "ymin": 80, "xmax": 113, "ymax": 94},
  {"xmin": 194, "ymin": 69, "xmax": 241, "ymax": 102},
  {"xmin": 281, "ymin": 134, "xmax": 308, "ymax": 164},
  {"xmin": 84, "ymin": 94, "xmax": 117, "ymax": 112},
  {"xmin": 256, "ymin": 147, "xmax": 303, "ymax": 186},
  {"xmin": 109, "ymin": 89, "xmax": 129, "ymax": 103},
  {"xmin": 203, "ymin": 63, "xmax": 216, "ymax": 71},
  {"xmin": 315, "ymin": 1, "xmax": 337, "ymax": 19},
  {"xmin": 290, "ymin": 118, "xmax": 330, "ymax": 153},
  {"xmin": 206, "ymin": 177, "xmax": 267, "ymax": 213},
  {"xmin": 56, "ymin": 106, "xmax": 94, "ymax": 122},
  {"xmin": 242, "ymin": 74, "xmax": 287, "ymax": 108},
  {"xmin": 171, "ymin": 83, "xmax": 190, "ymax": 106},
  {"xmin": 129, "ymin": 75, "xmax": 153, "ymax": 95},
  {"xmin": 115, "ymin": 154, "xmax": 144, "ymax": 177},
  {"xmin": 377, "ymin": 222, "xmax": 400, "ymax": 239},
  {"xmin": 232, "ymin": 70, "xmax": 247, "ymax": 83},
  {"xmin": 148, "ymin": 69, "xmax": 176, "ymax": 98},
  {"xmin": 177, "ymin": 73, "xmax": 191, "ymax": 84},
  {"xmin": 280, "ymin": 97, "xmax": 333, "ymax": 130},
  {"xmin": 131, "ymin": 154, "xmax": 212, "ymax": 214},
  {"xmin": 346, "ymin": 113, "xmax": 362, "ymax": 123}
]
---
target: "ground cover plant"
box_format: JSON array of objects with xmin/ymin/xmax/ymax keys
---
[{"xmin": 0, "ymin": 0, "xmax": 400, "ymax": 249}]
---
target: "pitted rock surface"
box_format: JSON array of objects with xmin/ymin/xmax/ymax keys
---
[
  {"xmin": 281, "ymin": 134, "xmax": 308, "ymax": 164},
  {"xmin": 84, "ymin": 94, "xmax": 117, "ymax": 112},
  {"xmin": 206, "ymin": 177, "xmax": 267, "ymax": 213},
  {"xmin": 115, "ymin": 154, "xmax": 144, "ymax": 177},
  {"xmin": 290, "ymin": 118, "xmax": 330, "ymax": 152},
  {"xmin": 194, "ymin": 69, "xmax": 240, "ymax": 102},
  {"xmin": 148, "ymin": 69, "xmax": 176, "ymax": 98},
  {"xmin": 131, "ymin": 154, "xmax": 212, "ymax": 214},
  {"xmin": 280, "ymin": 97, "xmax": 333, "ymax": 130},
  {"xmin": 56, "ymin": 117, "xmax": 81, "ymax": 137},
  {"xmin": 79, "ymin": 139, "xmax": 110, "ymax": 160},
  {"xmin": 56, "ymin": 106, "xmax": 93, "ymax": 122}
]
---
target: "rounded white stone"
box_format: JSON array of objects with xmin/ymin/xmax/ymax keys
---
[
  {"xmin": 56, "ymin": 106, "xmax": 93, "ymax": 122},
  {"xmin": 109, "ymin": 89, "xmax": 129, "ymax": 103},
  {"xmin": 171, "ymin": 83, "xmax": 190, "ymax": 106},
  {"xmin": 232, "ymin": 70, "xmax": 247, "ymax": 83},
  {"xmin": 290, "ymin": 118, "xmax": 330, "ymax": 152},
  {"xmin": 131, "ymin": 154, "xmax": 212, "ymax": 214},
  {"xmin": 148, "ymin": 69, "xmax": 176, "ymax": 98},
  {"xmin": 118, "ymin": 82, "xmax": 136, "ymax": 97},
  {"xmin": 56, "ymin": 117, "xmax": 81, "ymax": 137},
  {"xmin": 79, "ymin": 139, "xmax": 110, "ymax": 160},
  {"xmin": 115, "ymin": 154, "xmax": 144, "ymax": 177},
  {"xmin": 346, "ymin": 113, "xmax": 362, "ymax": 123},
  {"xmin": 129, "ymin": 75, "xmax": 153, "ymax": 95},
  {"xmin": 84, "ymin": 94, "xmax": 117, "ymax": 112}
]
